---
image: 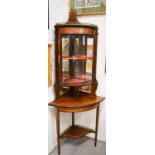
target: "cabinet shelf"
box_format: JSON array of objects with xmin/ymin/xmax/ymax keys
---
[
  {"xmin": 63, "ymin": 55, "xmax": 93, "ymax": 60},
  {"xmin": 64, "ymin": 78, "xmax": 86, "ymax": 83},
  {"xmin": 76, "ymin": 74, "xmax": 91, "ymax": 80},
  {"xmin": 62, "ymin": 73, "xmax": 92, "ymax": 84},
  {"xmin": 61, "ymin": 125, "xmax": 95, "ymax": 138}
]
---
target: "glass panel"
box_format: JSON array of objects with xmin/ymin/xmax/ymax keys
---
[
  {"xmin": 62, "ymin": 35, "xmax": 94, "ymax": 84},
  {"xmin": 62, "ymin": 36, "xmax": 70, "ymax": 57},
  {"xmin": 87, "ymin": 37, "xmax": 94, "ymax": 57},
  {"xmin": 62, "ymin": 36, "xmax": 70, "ymax": 81}
]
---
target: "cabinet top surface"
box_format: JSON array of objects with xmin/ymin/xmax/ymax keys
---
[{"xmin": 48, "ymin": 93, "xmax": 105, "ymax": 108}]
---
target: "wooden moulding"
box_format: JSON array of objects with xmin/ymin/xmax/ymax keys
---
[
  {"xmin": 58, "ymin": 27, "xmax": 96, "ymax": 35},
  {"xmin": 48, "ymin": 44, "xmax": 52, "ymax": 86},
  {"xmin": 60, "ymin": 125, "xmax": 95, "ymax": 139},
  {"xmin": 59, "ymin": 104, "xmax": 97, "ymax": 113}
]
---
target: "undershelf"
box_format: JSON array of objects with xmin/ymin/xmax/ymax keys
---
[{"xmin": 60, "ymin": 125, "xmax": 95, "ymax": 139}]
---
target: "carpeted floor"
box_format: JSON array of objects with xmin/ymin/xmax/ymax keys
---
[{"xmin": 49, "ymin": 137, "xmax": 106, "ymax": 155}]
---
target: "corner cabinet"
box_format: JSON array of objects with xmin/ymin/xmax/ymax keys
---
[
  {"xmin": 54, "ymin": 23, "xmax": 99, "ymax": 96},
  {"xmin": 48, "ymin": 11, "xmax": 105, "ymax": 154}
]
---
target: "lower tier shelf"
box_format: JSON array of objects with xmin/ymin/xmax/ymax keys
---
[{"xmin": 60, "ymin": 125, "xmax": 95, "ymax": 139}]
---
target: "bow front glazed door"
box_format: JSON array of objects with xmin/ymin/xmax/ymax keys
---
[{"xmin": 61, "ymin": 35, "xmax": 94, "ymax": 85}]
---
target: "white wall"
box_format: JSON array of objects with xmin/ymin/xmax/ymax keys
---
[
  {"xmin": 48, "ymin": 0, "xmax": 70, "ymax": 153},
  {"xmin": 48, "ymin": 0, "xmax": 106, "ymax": 153}
]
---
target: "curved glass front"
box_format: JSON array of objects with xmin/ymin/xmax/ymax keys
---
[{"xmin": 61, "ymin": 34, "xmax": 94, "ymax": 85}]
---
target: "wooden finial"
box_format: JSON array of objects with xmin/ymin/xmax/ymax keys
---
[{"xmin": 66, "ymin": 9, "xmax": 80, "ymax": 24}]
